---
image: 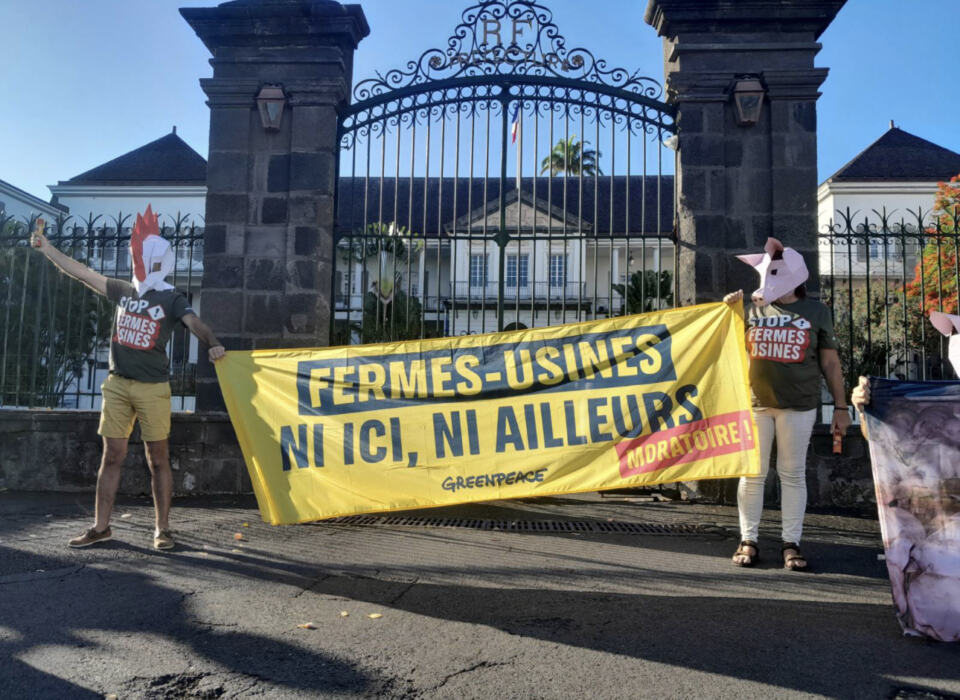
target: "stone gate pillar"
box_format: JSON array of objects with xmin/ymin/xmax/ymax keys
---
[
  {"xmin": 645, "ymin": 0, "xmax": 845, "ymax": 503},
  {"xmin": 181, "ymin": 0, "xmax": 369, "ymax": 411},
  {"xmin": 645, "ymin": 0, "xmax": 845, "ymax": 305}
]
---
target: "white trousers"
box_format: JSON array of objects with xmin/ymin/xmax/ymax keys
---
[{"xmin": 737, "ymin": 407, "xmax": 817, "ymax": 544}]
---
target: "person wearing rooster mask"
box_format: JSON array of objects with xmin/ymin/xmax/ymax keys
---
[
  {"xmin": 30, "ymin": 206, "xmax": 225, "ymax": 551},
  {"xmin": 724, "ymin": 238, "xmax": 851, "ymax": 570}
]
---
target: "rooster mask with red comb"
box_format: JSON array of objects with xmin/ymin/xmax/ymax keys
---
[{"xmin": 130, "ymin": 205, "xmax": 174, "ymax": 295}]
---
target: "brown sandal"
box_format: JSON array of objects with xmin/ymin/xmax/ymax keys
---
[
  {"xmin": 732, "ymin": 540, "xmax": 759, "ymax": 567},
  {"xmin": 782, "ymin": 542, "xmax": 807, "ymax": 570}
]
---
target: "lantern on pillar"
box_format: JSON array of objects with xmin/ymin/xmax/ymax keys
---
[
  {"xmin": 256, "ymin": 84, "xmax": 286, "ymax": 131},
  {"xmin": 731, "ymin": 76, "xmax": 766, "ymax": 127}
]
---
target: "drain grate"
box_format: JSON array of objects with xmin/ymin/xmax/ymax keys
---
[{"xmin": 320, "ymin": 516, "xmax": 724, "ymax": 536}]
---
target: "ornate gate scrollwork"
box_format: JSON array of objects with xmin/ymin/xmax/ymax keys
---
[{"xmin": 333, "ymin": 0, "xmax": 677, "ymax": 343}]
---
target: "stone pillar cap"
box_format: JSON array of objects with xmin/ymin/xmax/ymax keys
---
[
  {"xmin": 645, "ymin": 0, "xmax": 846, "ymax": 39},
  {"xmin": 181, "ymin": 0, "xmax": 369, "ymax": 53}
]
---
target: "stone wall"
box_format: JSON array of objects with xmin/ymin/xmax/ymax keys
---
[
  {"xmin": 808, "ymin": 426, "xmax": 876, "ymax": 510},
  {"xmin": 0, "ymin": 411, "xmax": 248, "ymax": 496},
  {"xmin": 0, "ymin": 410, "xmax": 877, "ymax": 509}
]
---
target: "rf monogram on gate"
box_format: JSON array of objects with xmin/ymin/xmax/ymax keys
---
[
  {"xmin": 441, "ymin": 15, "xmax": 583, "ymax": 71},
  {"xmin": 481, "ymin": 17, "xmax": 534, "ymax": 47}
]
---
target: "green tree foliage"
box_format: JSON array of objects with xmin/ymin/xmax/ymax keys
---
[
  {"xmin": 906, "ymin": 175, "xmax": 960, "ymax": 315},
  {"xmin": 331, "ymin": 290, "xmax": 425, "ymax": 346},
  {"xmin": 0, "ymin": 216, "xmax": 112, "ymax": 407},
  {"xmin": 821, "ymin": 280, "xmax": 895, "ymax": 382},
  {"xmin": 821, "ymin": 176, "xmax": 960, "ymax": 382},
  {"xmin": 340, "ymin": 221, "xmax": 419, "ymax": 269},
  {"xmin": 539, "ymin": 136, "xmax": 602, "ymax": 176},
  {"xmin": 891, "ymin": 175, "xmax": 960, "ymax": 377},
  {"xmin": 359, "ymin": 288, "xmax": 423, "ymax": 344},
  {"xmin": 334, "ymin": 222, "xmax": 425, "ymax": 343},
  {"xmin": 612, "ymin": 269, "xmax": 673, "ymax": 314}
]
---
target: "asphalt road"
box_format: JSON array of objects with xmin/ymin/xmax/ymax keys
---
[{"xmin": 1, "ymin": 491, "xmax": 958, "ymax": 699}]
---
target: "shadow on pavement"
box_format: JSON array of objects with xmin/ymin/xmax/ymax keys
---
[
  {"xmin": 309, "ymin": 571, "xmax": 960, "ymax": 698},
  {"xmin": 0, "ymin": 546, "xmax": 377, "ymax": 697},
  {"xmin": 8, "ymin": 537, "xmax": 954, "ymax": 698},
  {"xmin": 1, "ymin": 493, "xmax": 953, "ymax": 698}
]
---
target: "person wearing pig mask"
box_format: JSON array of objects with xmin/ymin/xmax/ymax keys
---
[
  {"xmin": 854, "ymin": 316, "xmax": 960, "ymax": 499},
  {"xmin": 853, "ymin": 310, "xmax": 960, "ymax": 424},
  {"xmin": 853, "ymin": 311, "xmax": 960, "ymax": 479},
  {"xmin": 724, "ymin": 238, "xmax": 851, "ymax": 570}
]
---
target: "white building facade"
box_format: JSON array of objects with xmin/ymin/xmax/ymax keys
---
[
  {"xmin": 332, "ymin": 177, "xmax": 676, "ymax": 342},
  {"xmin": 818, "ymin": 125, "xmax": 960, "ymax": 280}
]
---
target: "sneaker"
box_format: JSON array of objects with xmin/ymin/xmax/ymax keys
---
[
  {"xmin": 153, "ymin": 529, "xmax": 174, "ymax": 550},
  {"xmin": 69, "ymin": 526, "xmax": 112, "ymax": 548}
]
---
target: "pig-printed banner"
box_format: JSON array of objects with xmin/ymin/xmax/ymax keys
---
[{"xmin": 864, "ymin": 378, "xmax": 960, "ymax": 642}]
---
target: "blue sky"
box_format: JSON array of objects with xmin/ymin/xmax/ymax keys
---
[{"xmin": 0, "ymin": 0, "xmax": 955, "ymax": 201}]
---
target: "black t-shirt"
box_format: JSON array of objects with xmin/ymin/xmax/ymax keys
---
[
  {"xmin": 106, "ymin": 279, "xmax": 193, "ymax": 383},
  {"xmin": 745, "ymin": 298, "xmax": 839, "ymax": 410}
]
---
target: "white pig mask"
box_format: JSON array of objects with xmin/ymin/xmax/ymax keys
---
[
  {"xmin": 736, "ymin": 237, "xmax": 809, "ymax": 306},
  {"xmin": 929, "ymin": 311, "xmax": 960, "ymax": 375}
]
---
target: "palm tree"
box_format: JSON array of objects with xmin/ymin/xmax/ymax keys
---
[
  {"xmin": 539, "ymin": 135, "xmax": 602, "ymax": 176},
  {"xmin": 335, "ymin": 221, "xmax": 425, "ymax": 342},
  {"xmin": 612, "ymin": 269, "xmax": 674, "ymax": 314}
]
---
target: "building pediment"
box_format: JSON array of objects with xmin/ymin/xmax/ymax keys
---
[{"xmin": 445, "ymin": 187, "xmax": 590, "ymax": 234}]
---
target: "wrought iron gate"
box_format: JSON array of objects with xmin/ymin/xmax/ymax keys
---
[{"xmin": 333, "ymin": 0, "xmax": 676, "ymax": 344}]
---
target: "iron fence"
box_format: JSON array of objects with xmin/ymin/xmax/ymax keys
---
[
  {"xmin": 0, "ymin": 212, "xmax": 204, "ymax": 410},
  {"xmin": 9, "ymin": 200, "xmax": 956, "ymax": 413},
  {"xmin": 819, "ymin": 205, "xmax": 960, "ymax": 387}
]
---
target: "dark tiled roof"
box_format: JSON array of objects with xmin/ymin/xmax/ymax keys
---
[
  {"xmin": 60, "ymin": 132, "xmax": 207, "ymax": 186},
  {"xmin": 336, "ymin": 176, "xmax": 675, "ymax": 238},
  {"xmin": 825, "ymin": 127, "xmax": 960, "ymax": 183}
]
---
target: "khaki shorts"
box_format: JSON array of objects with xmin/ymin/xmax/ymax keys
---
[{"xmin": 98, "ymin": 374, "xmax": 172, "ymax": 442}]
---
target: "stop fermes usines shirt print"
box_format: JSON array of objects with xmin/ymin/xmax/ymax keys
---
[{"xmin": 106, "ymin": 279, "xmax": 192, "ymax": 383}]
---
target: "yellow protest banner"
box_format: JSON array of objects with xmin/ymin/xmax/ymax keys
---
[{"xmin": 216, "ymin": 301, "xmax": 759, "ymax": 525}]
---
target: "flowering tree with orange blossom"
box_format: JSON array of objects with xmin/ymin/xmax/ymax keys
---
[
  {"xmin": 894, "ymin": 174, "xmax": 960, "ymax": 377},
  {"xmin": 905, "ymin": 175, "xmax": 960, "ymax": 314}
]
